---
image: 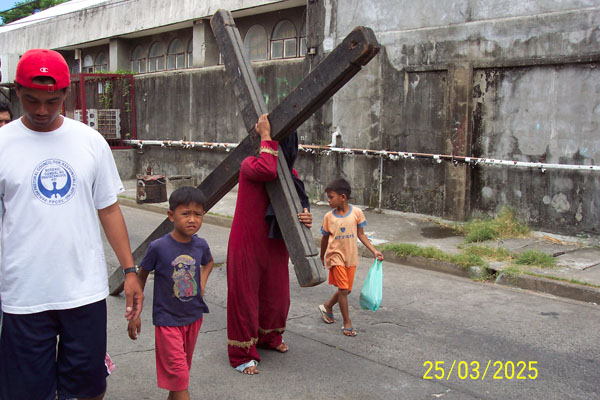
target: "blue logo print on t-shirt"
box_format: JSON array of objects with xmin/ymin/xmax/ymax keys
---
[{"xmin": 31, "ymin": 159, "xmax": 77, "ymax": 205}]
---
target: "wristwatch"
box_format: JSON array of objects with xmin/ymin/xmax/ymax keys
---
[{"xmin": 122, "ymin": 266, "xmax": 137, "ymax": 276}]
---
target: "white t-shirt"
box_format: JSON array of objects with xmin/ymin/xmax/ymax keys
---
[{"xmin": 0, "ymin": 117, "xmax": 124, "ymax": 314}]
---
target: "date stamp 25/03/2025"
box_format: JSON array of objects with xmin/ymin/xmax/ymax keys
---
[{"xmin": 423, "ymin": 360, "xmax": 538, "ymax": 381}]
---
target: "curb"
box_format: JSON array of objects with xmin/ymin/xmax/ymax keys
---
[
  {"xmin": 118, "ymin": 197, "xmax": 234, "ymax": 229},
  {"xmin": 493, "ymin": 270, "xmax": 600, "ymax": 304},
  {"xmin": 118, "ymin": 197, "xmax": 600, "ymax": 305}
]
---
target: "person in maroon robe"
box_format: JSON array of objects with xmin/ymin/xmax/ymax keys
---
[{"xmin": 226, "ymin": 114, "xmax": 312, "ymax": 374}]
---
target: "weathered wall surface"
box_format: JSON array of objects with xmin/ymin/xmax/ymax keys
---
[
  {"xmin": 129, "ymin": 59, "xmax": 311, "ymax": 178},
  {"xmin": 118, "ymin": 0, "xmax": 600, "ymax": 235},
  {"xmin": 320, "ymin": 0, "xmax": 600, "ymax": 235}
]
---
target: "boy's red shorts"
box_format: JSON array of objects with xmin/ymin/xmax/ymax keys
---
[
  {"xmin": 328, "ymin": 265, "xmax": 357, "ymax": 291},
  {"xmin": 155, "ymin": 317, "xmax": 203, "ymax": 391}
]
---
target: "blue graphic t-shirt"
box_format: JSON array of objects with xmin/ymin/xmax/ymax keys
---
[{"xmin": 140, "ymin": 233, "xmax": 212, "ymax": 326}]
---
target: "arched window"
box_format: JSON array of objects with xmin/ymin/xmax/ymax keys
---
[
  {"xmin": 148, "ymin": 41, "xmax": 166, "ymax": 72},
  {"xmin": 187, "ymin": 39, "xmax": 193, "ymax": 68},
  {"xmin": 131, "ymin": 45, "xmax": 146, "ymax": 73},
  {"xmin": 167, "ymin": 38, "xmax": 185, "ymax": 70},
  {"xmin": 244, "ymin": 25, "xmax": 268, "ymax": 61},
  {"xmin": 271, "ymin": 20, "xmax": 297, "ymax": 59},
  {"xmin": 299, "ymin": 21, "xmax": 307, "ymax": 57},
  {"xmin": 94, "ymin": 52, "xmax": 108, "ymax": 72},
  {"xmin": 83, "ymin": 55, "xmax": 94, "ymax": 73}
]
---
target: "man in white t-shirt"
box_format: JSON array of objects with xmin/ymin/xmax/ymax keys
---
[{"xmin": 0, "ymin": 49, "xmax": 144, "ymax": 400}]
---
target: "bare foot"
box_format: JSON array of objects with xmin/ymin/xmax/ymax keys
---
[
  {"xmin": 243, "ymin": 365, "xmax": 259, "ymax": 375},
  {"xmin": 275, "ymin": 342, "xmax": 288, "ymax": 353}
]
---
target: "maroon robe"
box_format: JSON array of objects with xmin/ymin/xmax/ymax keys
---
[{"xmin": 226, "ymin": 140, "xmax": 290, "ymax": 367}]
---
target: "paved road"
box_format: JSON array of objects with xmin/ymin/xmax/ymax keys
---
[{"xmin": 102, "ymin": 205, "xmax": 600, "ymax": 399}]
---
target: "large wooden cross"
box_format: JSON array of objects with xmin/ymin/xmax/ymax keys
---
[{"xmin": 109, "ymin": 9, "xmax": 379, "ymax": 294}]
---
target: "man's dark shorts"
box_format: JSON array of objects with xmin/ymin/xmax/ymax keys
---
[{"xmin": 0, "ymin": 299, "xmax": 108, "ymax": 400}]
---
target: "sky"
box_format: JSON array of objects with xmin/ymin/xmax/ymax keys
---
[{"xmin": 0, "ymin": 1, "xmax": 17, "ymax": 12}]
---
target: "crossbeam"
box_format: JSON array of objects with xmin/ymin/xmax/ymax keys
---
[{"xmin": 109, "ymin": 11, "xmax": 379, "ymax": 294}]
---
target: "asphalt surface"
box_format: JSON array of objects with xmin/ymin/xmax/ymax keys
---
[{"xmin": 100, "ymin": 199, "xmax": 600, "ymax": 399}]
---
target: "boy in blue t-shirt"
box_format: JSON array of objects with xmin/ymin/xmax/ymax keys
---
[{"xmin": 128, "ymin": 186, "xmax": 213, "ymax": 400}]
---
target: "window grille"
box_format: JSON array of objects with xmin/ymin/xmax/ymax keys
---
[
  {"xmin": 271, "ymin": 20, "xmax": 297, "ymax": 59},
  {"xmin": 94, "ymin": 52, "xmax": 108, "ymax": 72},
  {"xmin": 75, "ymin": 108, "xmax": 121, "ymax": 139},
  {"xmin": 167, "ymin": 38, "xmax": 185, "ymax": 70},
  {"xmin": 244, "ymin": 25, "xmax": 268, "ymax": 61},
  {"xmin": 187, "ymin": 39, "xmax": 193, "ymax": 68},
  {"xmin": 299, "ymin": 21, "xmax": 307, "ymax": 57},
  {"xmin": 131, "ymin": 45, "xmax": 146, "ymax": 73},
  {"xmin": 148, "ymin": 41, "xmax": 166, "ymax": 72},
  {"xmin": 83, "ymin": 55, "xmax": 94, "ymax": 73}
]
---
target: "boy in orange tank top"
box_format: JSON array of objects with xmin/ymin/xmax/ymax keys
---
[{"xmin": 318, "ymin": 178, "xmax": 383, "ymax": 336}]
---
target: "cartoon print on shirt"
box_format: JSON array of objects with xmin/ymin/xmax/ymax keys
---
[{"xmin": 172, "ymin": 254, "xmax": 198, "ymax": 302}]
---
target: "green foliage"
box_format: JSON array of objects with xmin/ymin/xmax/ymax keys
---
[
  {"xmin": 379, "ymin": 243, "xmax": 488, "ymax": 270},
  {"xmin": 1, "ymin": 0, "xmax": 68, "ymax": 25},
  {"xmin": 458, "ymin": 207, "xmax": 531, "ymax": 243},
  {"xmin": 515, "ymin": 250, "xmax": 556, "ymax": 269},
  {"xmin": 501, "ymin": 265, "xmax": 523, "ymax": 279},
  {"xmin": 461, "ymin": 245, "xmax": 512, "ymax": 261}
]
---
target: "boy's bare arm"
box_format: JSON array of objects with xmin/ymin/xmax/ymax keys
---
[
  {"xmin": 127, "ymin": 267, "xmax": 150, "ymax": 340},
  {"xmin": 200, "ymin": 256, "xmax": 214, "ymax": 297},
  {"xmin": 320, "ymin": 234, "xmax": 328, "ymax": 265},
  {"xmin": 357, "ymin": 227, "xmax": 384, "ymax": 260}
]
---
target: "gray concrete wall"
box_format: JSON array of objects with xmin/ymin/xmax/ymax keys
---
[{"xmin": 319, "ymin": 0, "xmax": 600, "ymax": 235}]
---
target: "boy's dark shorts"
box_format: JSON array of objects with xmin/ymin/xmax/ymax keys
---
[{"xmin": 0, "ymin": 299, "xmax": 108, "ymax": 400}]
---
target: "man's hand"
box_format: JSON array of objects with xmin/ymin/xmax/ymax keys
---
[
  {"xmin": 255, "ymin": 113, "xmax": 271, "ymax": 141},
  {"xmin": 374, "ymin": 250, "xmax": 384, "ymax": 261},
  {"xmin": 124, "ymin": 273, "xmax": 144, "ymax": 321},
  {"xmin": 128, "ymin": 318, "xmax": 141, "ymax": 340},
  {"xmin": 298, "ymin": 208, "xmax": 312, "ymax": 228}
]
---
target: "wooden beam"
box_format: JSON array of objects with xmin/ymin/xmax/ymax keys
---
[
  {"xmin": 210, "ymin": 9, "xmax": 324, "ymax": 287},
  {"xmin": 109, "ymin": 11, "xmax": 380, "ymax": 294}
]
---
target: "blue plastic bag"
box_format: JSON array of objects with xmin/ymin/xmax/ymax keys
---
[{"xmin": 359, "ymin": 259, "xmax": 383, "ymax": 311}]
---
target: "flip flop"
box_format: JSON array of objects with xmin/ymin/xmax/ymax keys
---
[
  {"xmin": 342, "ymin": 327, "xmax": 357, "ymax": 337},
  {"xmin": 318, "ymin": 304, "xmax": 334, "ymax": 324}
]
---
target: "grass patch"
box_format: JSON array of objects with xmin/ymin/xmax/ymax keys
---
[
  {"xmin": 456, "ymin": 208, "xmax": 530, "ymax": 243},
  {"xmin": 515, "ymin": 250, "xmax": 556, "ymax": 268},
  {"xmin": 461, "ymin": 245, "xmax": 512, "ymax": 261},
  {"xmin": 379, "ymin": 243, "xmax": 487, "ymax": 270},
  {"xmin": 500, "ymin": 265, "xmax": 523, "ymax": 279}
]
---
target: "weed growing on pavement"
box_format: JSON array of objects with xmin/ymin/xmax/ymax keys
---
[
  {"xmin": 461, "ymin": 245, "xmax": 512, "ymax": 261},
  {"xmin": 515, "ymin": 250, "xmax": 556, "ymax": 268},
  {"xmin": 500, "ymin": 265, "xmax": 523, "ymax": 279},
  {"xmin": 455, "ymin": 207, "xmax": 530, "ymax": 243},
  {"xmin": 379, "ymin": 243, "xmax": 487, "ymax": 269}
]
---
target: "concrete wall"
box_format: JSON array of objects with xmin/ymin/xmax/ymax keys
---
[{"xmin": 316, "ymin": 0, "xmax": 600, "ymax": 235}]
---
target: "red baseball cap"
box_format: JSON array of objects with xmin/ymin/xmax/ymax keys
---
[{"xmin": 15, "ymin": 49, "xmax": 70, "ymax": 91}]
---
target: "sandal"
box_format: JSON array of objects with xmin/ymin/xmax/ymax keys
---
[
  {"xmin": 342, "ymin": 327, "xmax": 357, "ymax": 337},
  {"xmin": 318, "ymin": 304, "xmax": 334, "ymax": 324}
]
